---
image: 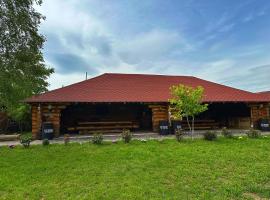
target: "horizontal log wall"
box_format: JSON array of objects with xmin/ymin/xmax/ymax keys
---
[
  {"xmin": 149, "ymin": 104, "xmax": 169, "ymax": 132},
  {"xmin": 249, "ymin": 103, "xmax": 269, "ymax": 128},
  {"xmin": 31, "ymin": 105, "xmax": 41, "ymax": 139},
  {"xmin": 31, "ymin": 103, "xmax": 68, "ymax": 139}
]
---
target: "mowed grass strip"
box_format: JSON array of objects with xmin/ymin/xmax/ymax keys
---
[{"xmin": 0, "ymin": 138, "xmax": 270, "ymax": 199}]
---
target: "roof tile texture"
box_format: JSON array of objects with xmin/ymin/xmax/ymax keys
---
[{"xmin": 26, "ymin": 73, "xmax": 269, "ymax": 103}]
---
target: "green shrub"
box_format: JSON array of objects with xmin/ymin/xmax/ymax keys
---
[
  {"xmin": 246, "ymin": 128, "xmax": 261, "ymax": 138},
  {"xmin": 64, "ymin": 134, "xmax": 70, "ymax": 145},
  {"xmin": 92, "ymin": 133, "xmax": 103, "ymax": 144},
  {"xmin": 42, "ymin": 139, "xmax": 50, "ymax": 146},
  {"xmin": 121, "ymin": 129, "xmax": 132, "ymax": 143},
  {"xmin": 175, "ymin": 129, "xmax": 184, "ymax": 142},
  {"xmin": 203, "ymin": 131, "xmax": 217, "ymax": 141},
  {"xmin": 20, "ymin": 134, "xmax": 32, "ymax": 148},
  {"xmin": 221, "ymin": 127, "xmax": 233, "ymax": 138}
]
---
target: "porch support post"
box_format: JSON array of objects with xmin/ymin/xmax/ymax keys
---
[
  {"xmin": 149, "ymin": 104, "xmax": 169, "ymax": 132},
  {"xmin": 249, "ymin": 103, "xmax": 269, "ymax": 129},
  {"xmin": 44, "ymin": 104, "xmax": 67, "ymax": 138},
  {"xmin": 31, "ymin": 104, "xmax": 42, "ymax": 139},
  {"xmin": 267, "ymin": 103, "xmax": 270, "ymax": 118},
  {"xmin": 31, "ymin": 103, "xmax": 68, "ymax": 138},
  {"xmin": 250, "ymin": 105, "xmax": 253, "ymax": 128},
  {"xmin": 51, "ymin": 105, "xmax": 61, "ymax": 137}
]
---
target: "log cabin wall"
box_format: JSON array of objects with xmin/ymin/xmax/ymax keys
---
[
  {"xmin": 31, "ymin": 104, "xmax": 41, "ymax": 139},
  {"xmin": 148, "ymin": 104, "xmax": 169, "ymax": 132},
  {"xmin": 31, "ymin": 103, "xmax": 68, "ymax": 139},
  {"xmin": 249, "ymin": 103, "xmax": 269, "ymax": 128}
]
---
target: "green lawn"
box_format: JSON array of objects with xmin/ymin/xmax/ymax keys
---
[{"xmin": 1, "ymin": 137, "xmax": 270, "ymax": 200}]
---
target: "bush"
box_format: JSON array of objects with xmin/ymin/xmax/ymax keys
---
[
  {"xmin": 92, "ymin": 133, "xmax": 103, "ymax": 144},
  {"xmin": 203, "ymin": 131, "xmax": 217, "ymax": 141},
  {"xmin": 121, "ymin": 129, "xmax": 132, "ymax": 143},
  {"xmin": 64, "ymin": 134, "xmax": 70, "ymax": 145},
  {"xmin": 221, "ymin": 127, "xmax": 233, "ymax": 138},
  {"xmin": 8, "ymin": 144, "xmax": 15, "ymax": 149},
  {"xmin": 42, "ymin": 139, "xmax": 50, "ymax": 146},
  {"xmin": 20, "ymin": 134, "xmax": 32, "ymax": 148},
  {"xmin": 175, "ymin": 129, "xmax": 184, "ymax": 142},
  {"xmin": 246, "ymin": 128, "xmax": 261, "ymax": 138}
]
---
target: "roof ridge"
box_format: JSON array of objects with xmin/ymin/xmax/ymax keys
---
[
  {"xmin": 258, "ymin": 91, "xmax": 270, "ymax": 93},
  {"xmin": 104, "ymin": 72, "xmax": 193, "ymax": 78}
]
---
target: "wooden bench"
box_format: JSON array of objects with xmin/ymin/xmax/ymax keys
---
[
  {"xmin": 0, "ymin": 134, "xmax": 20, "ymax": 141},
  {"xmin": 181, "ymin": 119, "xmax": 219, "ymax": 130},
  {"xmin": 68, "ymin": 121, "xmax": 139, "ymax": 134}
]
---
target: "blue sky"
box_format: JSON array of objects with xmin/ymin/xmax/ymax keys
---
[{"xmin": 37, "ymin": 0, "xmax": 270, "ymax": 92}]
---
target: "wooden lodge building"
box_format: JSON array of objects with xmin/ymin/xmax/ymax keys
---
[{"xmin": 26, "ymin": 73, "xmax": 270, "ymax": 139}]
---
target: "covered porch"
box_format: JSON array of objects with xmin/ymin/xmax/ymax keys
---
[
  {"xmin": 61, "ymin": 103, "xmax": 153, "ymax": 134},
  {"xmin": 30, "ymin": 101, "xmax": 269, "ymax": 139},
  {"xmin": 30, "ymin": 102, "xmax": 169, "ymax": 139},
  {"xmin": 195, "ymin": 102, "xmax": 251, "ymax": 129},
  {"xmin": 180, "ymin": 102, "xmax": 269, "ymax": 130}
]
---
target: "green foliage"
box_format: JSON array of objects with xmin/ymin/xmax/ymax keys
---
[
  {"xmin": 246, "ymin": 128, "xmax": 261, "ymax": 138},
  {"xmin": 42, "ymin": 139, "xmax": 50, "ymax": 146},
  {"xmin": 169, "ymin": 84, "xmax": 208, "ymax": 120},
  {"xmin": 92, "ymin": 133, "xmax": 103, "ymax": 144},
  {"xmin": 175, "ymin": 129, "xmax": 184, "ymax": 142},
  {"xmin": 121, "ymin": 129, "xmax": 132, "ymax": 143},
  {"xmin": 19, "ymin": 134, "xmax": 32, "ymax": 148},
  {"xmin": 169, "ymin": 84, "xmax": 208, "ymax": 139},
  {"xmin": 221, "ymin": 127, "xmax": 233, "ymax": 138},
  {"xmin": 0, "ymin": 0, "xmax": 54, "ymax": 124},
  {"xmin": 203, "ymin": 131, "xmax": 217, "ymax": 141}
]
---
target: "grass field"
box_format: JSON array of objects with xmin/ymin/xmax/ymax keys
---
[{"xmin": 0, "ymin": 137, "xmax": 270, "ymax": 199}]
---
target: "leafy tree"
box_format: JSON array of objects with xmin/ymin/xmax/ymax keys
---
[
  {"xmin": 169, "ymin": 84, "xmax": 208, "ymax": 139},
  {"xmin": 0, "ymin": 0, "xmax": 53, "ymax": 129}
]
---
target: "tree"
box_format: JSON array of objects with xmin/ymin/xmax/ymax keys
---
[
  {"xmin": 169, "ymin": 84, "xmax": 208, "ymax": 139},
  {"xmin": 0, "ymin": 0, "xmax": 53, "ymax": 129}
]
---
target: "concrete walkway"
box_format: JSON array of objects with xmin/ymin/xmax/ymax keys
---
[
  {"xmin": 0, "ymin": 132, "xmax": 169, "ymax": 146},
  {"xmin": 1, "ymin": 130, "xmax": 269, "ymax": 147}
]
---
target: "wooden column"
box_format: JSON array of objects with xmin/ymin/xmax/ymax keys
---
[
  {"xmin": 267, "ymin": 104, "xmax": 270, "ymax": 118},
  {"xmin": 51, "ymin": 106, "xmax": 61, "ymax": 137},
  {"xmin": 41, "ymin": 104, "xmax": 67, "ymax": 137},
  {"xmin": 31, "ymin": 103, "xmax": 68, "ymax": 138},
  {"xmin": 31, "ymin": 104, "xmax": 42, "ymax": 139},
  {"xmin": 149, "ymin": 104, "xmax": 169, "ymax": 132},
  {"xmin": 249, "ymin": 103, "xmax": 269, "ymax": 128}
]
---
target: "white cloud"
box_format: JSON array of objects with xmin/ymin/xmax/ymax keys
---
[
  {"xmin": 116, "ymin": 29, "xmax": 193, "ymax": 65},
  {"xmin": 37, "ymin": 0, "xmax": 196, "ymax": 89},
  {"xmin": 218, "ymin": 23, "xmax": 235, "ymax": 32},
  {"xmin": 36, "ymin": 0, "xmax": 270, "ymax": 93},
  {"xmin": 243, "ymin": 14, "xmax": 254, "ymax": 22},
  {"xmin": 48, "ymin": 73, "xmax": 87, "ymax": 90},
  {"xmin": 194, "ymin": 59, "xmax": 236, "ymax": 82}
]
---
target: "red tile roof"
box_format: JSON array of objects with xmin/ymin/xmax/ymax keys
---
[
  {"xmin": 26, "ymin": 73, "xmax": 269, "ymax": 103},
  {"xmin": 258, "ymin": 91, "xmax": 270, "ymax": 100}
]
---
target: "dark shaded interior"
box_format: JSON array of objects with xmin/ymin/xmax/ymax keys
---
[
  {"xmin": 60, "ymin": 102, "xmax": 251, "ymax": 134},
  {"xmin": 60, "ymin": 103, "xmax": 152, "ymax": 134},
  {"xmin": 197, "ymin": 103, "xmax": 250, "ymax": 128}
]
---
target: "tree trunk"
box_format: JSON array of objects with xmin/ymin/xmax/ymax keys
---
[
  {"xmin": 191, "ymin": 116, "xmax": 194, "ymax": 140},
  {"xmin": 186, "ymin": 116, "xmax": 192, "ymax": 137},
  {"xmin": 19, "ymin": 120, "xmax": 22, "ymax": 133}
]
